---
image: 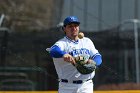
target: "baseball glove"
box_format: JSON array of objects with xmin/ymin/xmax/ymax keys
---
[{"xmin": 74, "ymin": 55, "xmax": 96, "ymax": 74}]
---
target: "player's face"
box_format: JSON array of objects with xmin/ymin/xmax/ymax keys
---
[{"xmin": 64, "ymin": 23, "xmax": 79, "ymax": 40}]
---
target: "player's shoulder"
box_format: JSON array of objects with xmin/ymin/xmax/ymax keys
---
[
  {"xmin": 57, "ymin": 37, "xmax": 67, "ymax": 42},
  {"xmin": 52, "ymin": 37, "xmax": 67, "ymax": 48},
  {"xmin": 83, "ymin": 37, "xmax": 90, "ymax": 40},
  {"xmin": 55, "ymin": 37, "xmax": 67, "ymax": 44},
  {"xmin": 82, "ymin": 37, "xmax": 92, "ymax": 41}
]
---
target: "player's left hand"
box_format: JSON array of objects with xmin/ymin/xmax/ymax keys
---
[
  {"xmin": 86, "ymin": 59, "xmax": 93, "ymax": 64},
  {"xmin": 74, "ymin": 55, "xmax": 96, "ymax": 74}
]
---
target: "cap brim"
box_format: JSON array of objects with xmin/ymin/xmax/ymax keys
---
[{"xmin": 66, "ymin": 22, "xmax": 80, "ymax": 26}]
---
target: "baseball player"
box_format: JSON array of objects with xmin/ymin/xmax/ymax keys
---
[{"xmin": 48, "ymin": 16, "xmax": 102, "ymax": 93}]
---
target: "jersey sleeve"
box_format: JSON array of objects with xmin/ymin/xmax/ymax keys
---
[
  {"xmin": 93, "ymin": 54, "xmax": 102, "ymax": 66},
  {"xmin": 50, "ymin": 39, "xmax": 66, "ymax": 58},
  {"xmin": 86, "ymin": 38, "xmax": 102, "ymax": 66},
  {"xmin": 87, "ymin": 38, "xmax": 98, "ymax": 55}
]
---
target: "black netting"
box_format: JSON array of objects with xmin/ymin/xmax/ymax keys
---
[{"xmin": 0, "ymin": 27, "xmax": 140, "ymax": 90}]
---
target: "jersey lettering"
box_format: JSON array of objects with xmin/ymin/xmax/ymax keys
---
[{"xmin": 69, "ymin": 48, "xmax": 90, "ymax": 56}]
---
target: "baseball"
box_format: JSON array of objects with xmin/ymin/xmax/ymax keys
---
[{"xmin": 78, "ymin": 32, "xmax": 84, "ymax": 39}]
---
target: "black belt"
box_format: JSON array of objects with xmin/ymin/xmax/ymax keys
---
[{"xmin": 60, "ymin": 79, "xmax": 91, "ymax": 84}]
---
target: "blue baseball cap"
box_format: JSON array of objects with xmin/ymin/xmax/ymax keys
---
[{"xmin": 63, "ymin": 16, "xmax": 80, "ymax": 26}]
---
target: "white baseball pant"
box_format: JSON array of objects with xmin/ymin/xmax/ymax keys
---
[{"xmin": 58, "ymin": 80, "xmax": 93, "ymax": 93}]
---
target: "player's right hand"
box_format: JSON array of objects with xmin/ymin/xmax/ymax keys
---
[{"xmin": 63, "ymin": 54, "xmax": 76, "ymax": 65}]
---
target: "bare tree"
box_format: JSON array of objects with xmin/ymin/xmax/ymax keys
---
[{"xmin": 0, "ymin": 0, "xmax": 63, "ymax": 31}]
